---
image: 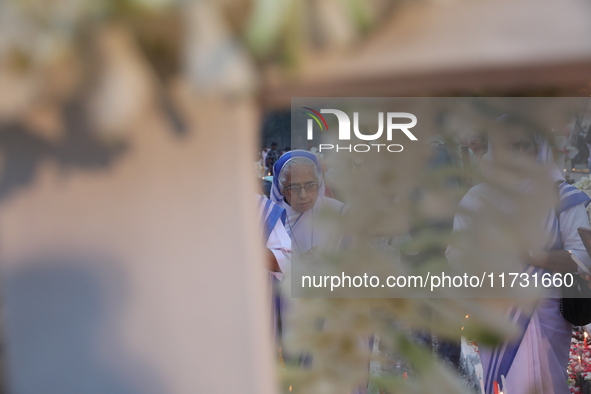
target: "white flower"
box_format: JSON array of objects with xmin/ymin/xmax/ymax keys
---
[{"xmin": 574, "ymin": 176, "xmax": 591, "ymax": 191}]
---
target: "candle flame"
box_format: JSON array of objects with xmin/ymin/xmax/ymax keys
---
[
  {"xmin": 585, "ymin": 332, "xmax": 588, "ymax": 338},
  {"xmin": 465, "ymin": 315, "xmax": 469, "ymax": 319},
  {"xmin": 289, "ymin": 385, "xmax": 292, "ymax": 391}
]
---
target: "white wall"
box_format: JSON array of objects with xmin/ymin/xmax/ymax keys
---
[{"xmin": 0, "ymin": 96, "xmax": 276, "ymax": 394}]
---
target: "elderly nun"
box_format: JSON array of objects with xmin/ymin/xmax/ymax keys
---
[{"xmin": 271, "ymin": 150, "xmax": 347, "ymax": 256}]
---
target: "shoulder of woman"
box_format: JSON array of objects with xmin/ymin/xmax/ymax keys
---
[
  {"xmin": 458, "ymin": 183, "xmax": 489, "ymax": 211},
  {"xmin": 558, "ymin": 181, "xmax": 582, "ymax": 195},
  {"xmin": 557, "ymin": 182, "xmax": 591, "ymax": 214}
]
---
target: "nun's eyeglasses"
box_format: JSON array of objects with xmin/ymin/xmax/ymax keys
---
[{"xmin": 285, "ymin": 183, "xmax": 319, "ymax": 195}]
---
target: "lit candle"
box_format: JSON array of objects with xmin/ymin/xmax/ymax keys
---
[{"xmin": 585, "ymin": 332, "xmax": 588, "ymax": 348}]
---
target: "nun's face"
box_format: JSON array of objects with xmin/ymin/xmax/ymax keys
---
[
  {"xmin": 282, "ymin": 165, "xmax": 319, "ymax": 213},
  {"xmin": 495, "ymin": 127, "xmax": 537, "ymax": 160},
  {"xmin": 502, "ymin": 130, "xmax": 537, "ymax": 159}
]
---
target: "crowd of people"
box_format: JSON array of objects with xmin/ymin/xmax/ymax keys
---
[
  {"xmin": 255, "ymin": 116, "xmax": 591, "ymax": 394},
  {"xmin": 260, "ymin": 143, "xmax": 291, "ymax": 176}
]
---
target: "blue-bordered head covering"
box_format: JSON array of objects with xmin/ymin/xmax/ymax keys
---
[
  {"xmin": 270, "ymin": 150, "xmax": 325, "ymax": 204},
  {"xmin": 535, "ymin": 135, "xmax": 565, "ymax": 183}
]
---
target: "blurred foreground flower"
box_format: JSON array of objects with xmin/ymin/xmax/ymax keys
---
[{"xmin": 0, "ymin": 2, "xmax": 585, "ymax": 394}]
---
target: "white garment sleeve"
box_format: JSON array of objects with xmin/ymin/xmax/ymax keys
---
[
  {"xmin": 558, "ymin": 203, "xmax": 591, "ymax": 274},
  {"xmin": 266, "ymin": 219, "xmax": 291, "ymax": 281}
]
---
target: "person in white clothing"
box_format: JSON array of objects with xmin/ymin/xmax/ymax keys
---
[
  {"xmin": 447, "ymin": 116, "xmax": 591, "ymax": 394},
  {"xmin": 256, "ymin": 194, "xmax": 291, "ymax": 347},
  {"xmin": 270, "ymin": 150, "xmax": 346, "ymax": 256}
]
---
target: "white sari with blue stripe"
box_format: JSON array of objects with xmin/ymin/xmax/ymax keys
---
[
  {"xmin": 481, "ymin": 182, "xmax": 591, "ymax": 394},
  {"xmin": 257, "ymin": 194, "xmax": 287, "ymax": 244},
  {"xmin": 256, "ymin": 194, "xmax": 288, "ymax": 344}
]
